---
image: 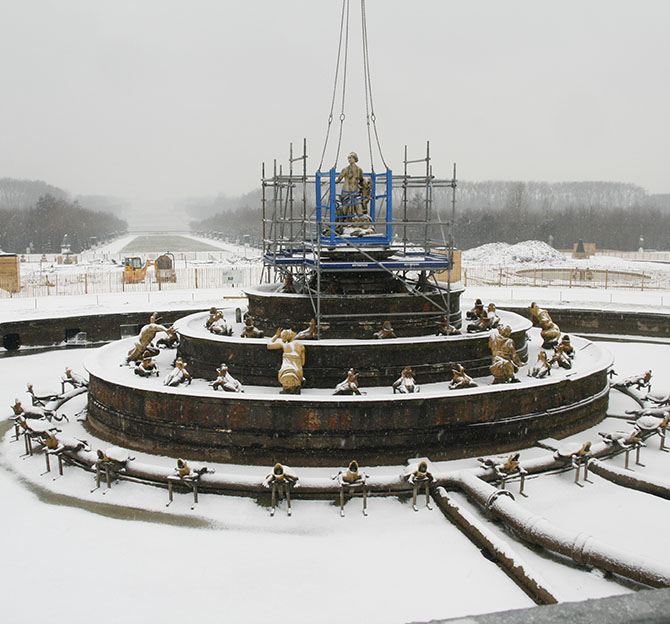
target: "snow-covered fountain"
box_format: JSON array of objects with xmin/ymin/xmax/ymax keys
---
[{"xmin": 84, "ymin": 145, "xmax": 613, "ymax": 466}]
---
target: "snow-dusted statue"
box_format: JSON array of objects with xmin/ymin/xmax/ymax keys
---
[
  {"xmin": 485, "ymin": 303, "xmax": 501, "ymax": 329},
  {"xmin": 26, "ymin": 383, "xmax": 58, "ymax": 407},
  {"xmin": 134, "ymin": 351, "xmax": 159, "ymax": 377},
  {"xmin": 435, "ymin": 314, "xmax": 459, "ymax": 336},
  {"xmin": 528, "ymin": 351, "xmax": 552, "ymax": 378},
  {"xmin": 263, "ymin": 463, "xmax": 299, "ymax": 517},
  {"xmin": 332, "ymin": 460, "xmax": 369, "ymax": 516},
  {"xmin": 166, "ymin": 458, "xmax": 213, "ymax": 507},
  {"xmin": 155, "ymin": 326, "xmax": 180, "ymax": 349},
  {"xmin": 489, "ymin": 324, "xmax": 522, "ymax": 384},
  {"xmin": 94, "ymin": 447, "xmax": 133, "ymax": 490},
  {"xmin": 618, "ymin": 370, "xmax": 653, "ymax": 391},
  {"xmin": 336, "ymin": 151, "xmax": 364, "ymax": 216},
  {"xmin": 551, "ymin": 341, "xmax": 573, "ymax": 370},
  {"xmin": 163, "ymin": 358, "xmax": 192, "ymax": 387},
  {"xmin": 403, "ymin": 460, "xmax": 433, "ymax": 511},
  {"xmin": 127, "ymin": 313, "xmax": 169, "ymax": 362},
  {"xmin": 209, "ymin": 316, "xmax": 232, "ymax": 336},
  {"xmin": 554, "ymin": 441, "xmax": 591, "ymax": 485},
  {"xmin": 281, "ymin": 273, "xmax": 296, "ymax": 293},
  {"xmin": 466, "ymin": 308, "xmax": 494, "ymax": 333},
  {"xmin": 295, "ymin": 318, "xmax": 318, "ymax": 340},
  {"xmin": 374, "ymin": 320, "xmax": 396, "ymax": 339},
  {"xmin": 205, "ymin": 307, "xmax": 224, "ymax": 329},
  {"xmin": 477, "ymin": 453, "xmax": 528, "ymax": 494},
  {"xmin": 449, "ymin": 363, "xmax": 476, "ymax": 390},
  {"xmin": 466, "ymin": 298, "xmax": 484, "ymax": 321},
  {"xmin": 333, "ymin": 368, "xmax": 361, "ymax": 396},
  {"xmin": 61, "ymin": 367, "xmax": 88, "ymax": 392},
  {"xmin": 393, "ymin": 366, "xmax": 419, "ymax": 394},
  {"xmin": 267, "ymin": 329, "xmax": 305, "ymax": 394},
  {"xmin": 210, "ymin": 363, "xmax": 243, "ymax": 393},
  {"xmin": 529, "ymin": 302, "xmax": 561, "ymax": 349},
  {"xmin": 241, "ymin": 316, "xmax": 264, "ymax": 338},
  {"xmin": 11, "ymin": 399, "xmax": 62, "ymax": 423}
]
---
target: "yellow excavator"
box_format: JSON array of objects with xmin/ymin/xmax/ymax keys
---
[
  {"xmin": 122, "ymin": 257, "xmax": 154, "ymax": 284},
  {"xmin": 123, "ymin": 253, "xmax": 176, "ymax": 284}
]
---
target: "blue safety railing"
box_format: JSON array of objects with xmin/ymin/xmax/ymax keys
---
[{"xmin": 315, "ymin": 169, "xmax": 392, "ymax": 246}]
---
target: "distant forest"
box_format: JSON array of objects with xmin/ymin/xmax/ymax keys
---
[
  {"xmin": 0, "ymin": 178, "xmax": 127, "ymax": 253},
  {"xmin": 189, "ymin": 180, "xmax": 670, "ymax": 251}
]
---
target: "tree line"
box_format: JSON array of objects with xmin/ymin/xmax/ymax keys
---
[
  {"xmin": 0, "ymin": 194, "xmax": 127, "ymax": 254},
  {"xmin": 189, "ymin": 180, "xmax": 670, "ymax": 251}
]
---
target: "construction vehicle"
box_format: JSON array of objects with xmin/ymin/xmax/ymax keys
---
[
  {"xmin": 154, "ymin": 252, "xmax": 177, "ymax": 283},
  {"xmin": 122, "ymin": 257, "xmax": 154, "ymax": 284},
  {"xmin": 123, "ymin": 252, "xmax": 176, "ymax": 284}
]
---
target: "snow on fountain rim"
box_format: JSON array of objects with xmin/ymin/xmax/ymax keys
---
[
  {"xmin": 84, "ymin": 328, "xmax": 613, "ymax": 403},
  {"xmin": 173, "ymin": 307, "xmax": 530, "ymax": 347}
]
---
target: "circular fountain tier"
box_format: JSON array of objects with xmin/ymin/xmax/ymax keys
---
[
  {"xmin": 245, "ymin": 282, "xmax": 465, "ymax": 339},
  {"xmin": 175, "ymin": 308, "xmax": 529, "ymax": 387},
  {"xmin": 86, "ymin": 316, "xmax": 613, "ymax": 466}
]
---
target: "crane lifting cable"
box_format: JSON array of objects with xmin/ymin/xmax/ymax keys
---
[{"xmin": 318, "ymin": 0, "xmax": 388, "ymax": 173}]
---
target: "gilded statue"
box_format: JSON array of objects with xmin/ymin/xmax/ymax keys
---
[
  {"xmin": 529, "ymin": 302, "xmax": 561, "ymax": 349},
  {"xmin": 295, "ymin": 318, "xmax": 318, "ymax": 340},
  {"xmin": 436, "ymin": 314, "xmax": 460, "ymax": 336},
  {"xmin": 449, "ymin": 363, "xmax": 477, "ymax": 389},
  {"xmin": 528, "ymin": 351, "xmax": 551, "ymax": 378},
  {"xmin": 336, "ymin": 152, "xmax": 364, "ymax": 216},
  {"xmin": 164, "ymin": 357, "xmax": 192, "ymax": 387},
  {"xmin": 205, "ymin": 307, "xmax": 224, "ymax": 329},
  {"xmin": 127, "ymin": 313, "xmax": 169, "ymax": 362},
  {"xmin": 241, "ymin": 316, "xmax": 264, "ymax": 338},
  {"xmin": 267, "ymin": 328, "xmax": 305, "ymax": 394},
  {"xmin": 211, "ymin": 363, "xmax": 244, "ymax": 393},
  {"xmin": 134, "ymin": 351, "xmax": 159, "ymax": 377},
  {"xmin": 393, "ymin": 366, "xmax": 420, "ymax": 394},
  {"xmin": 333, "ymin": 368, "xmax": 361, "ymax": 395},
  {"xmin": 374, "ymin": 320, "xmax": 397, "ymax": 339},
  {"xmin": 489, "ymin": 324, "xmax": 522, "ymax": 384},
  {"xmin": 466, "ymin": 298, "xmax": 484, "ymax": 321}
]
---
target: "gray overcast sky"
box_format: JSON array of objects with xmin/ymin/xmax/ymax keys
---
[{"xmin": 2, "ymin": 0, "xmax": 669, "ymax": 205}]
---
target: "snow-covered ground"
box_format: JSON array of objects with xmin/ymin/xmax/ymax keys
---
[
  {"xmin": 2, "ymin": 236, "xmax": 670, "ymax": 623},
  {"xmin": 2, "ymin": 339, "xmax": 669, "ymax": 623}
]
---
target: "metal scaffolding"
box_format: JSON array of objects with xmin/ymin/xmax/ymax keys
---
[{"xmin": 261, "ymin": 139, "xmax": 458, "ymax": 335}]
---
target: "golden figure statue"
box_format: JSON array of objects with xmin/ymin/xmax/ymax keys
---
[
  {"xmin": 449, "ymin": 363, "xmax": 477, "ymax": 389},
  {"xmin": 281, "ymin": 273, "xmax": 296, "ymax": 293},
  {"xmin": 267, "ymin": 328, "xmax": 305, "ymax": 394},
  {"xmin": 528, "ymin": 351, "xmax": 552, "ymax": 378},
  {"xmin": 486, "ymin": 303, "xmax": 501, "ymax": 328},
  {"xmin": 155, "ymin": 326, "xmax": 179, "ymax": 349},
  {"xmin": 241, "ymin": 316, "xmax": 264, "ymax": 338},
  {"xmin": 404, "ymin": 460, "xmax": 434, "ymax": 511},
  {"xmin": 134, "ymin": 351, "xmax": 159, "ymax": 377},
  {"xmin": 164, "ymin": 357, "xmax": 192, "ymax": 387},
  {"xmin": 333, "ymin": 368, "xmax": 361, "ymax": 395},
  {"xmin": 466, "ymin": 298, "xmax": 484, "ymax": 321},
  {"xmin": 393, "ymin": 366, "xmax": 420, "ymax": 393},
  {"xmin": 529, "ymin": 302, "xmax": 561, "ymax": 349},
  {"xmin": 336, "ymin": 151, "xmax": 364, "ymax": 216},
  {"xmin": 374, "ymin": 320, "xmax": 397, "ymax": 339},
  {"xmin": 205, "ymin": 307, "xmax": 224, "ymax": 329},
  {"xmin": 295, "ymin": 318, "xmax": 318, "ymax": 340},
  {"xmin": 436, "ymin": 314, "xmax": 460, "ymax": 336},
  {"xmin": 263, "ymin": 463, "xmax": 299, "ymax": 516},
  {"xmin": 127, "ymin": 313, "xmax": 169, "ymax": 362},
  {"xmin": 211, "ymin": 363, "xmax": 244, "ymax": 393},
  {"xmin": 332, "ymin": 460, "xmax": 369, "ymax": 516},
  {"xmin": 489, "ymin": 324, "xmax": 522, "ymax": 384}
]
